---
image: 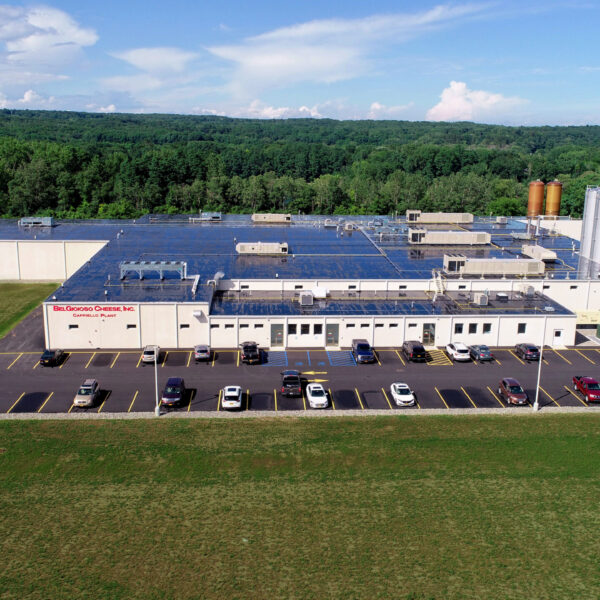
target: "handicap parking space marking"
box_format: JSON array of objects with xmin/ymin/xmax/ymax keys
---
[
  {"xmin": 426, "ymin": 349, "xmax": 453, "ymax": 366},
  {"xmin": 261, "ymin": 350, "xmax": 288, "ymax": 367},
  {"xmin": 327, "ymin": 350, "xmax": 356, "ymax": 367}
]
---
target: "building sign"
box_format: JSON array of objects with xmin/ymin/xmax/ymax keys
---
[{"xmin": 52, "ymin": 305, "xmax": 136, "ymax": 318}]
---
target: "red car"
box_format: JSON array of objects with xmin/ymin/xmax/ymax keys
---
[
  {"xmin": 498, "ymin": 378, "xmax": 528, "ymax": 406},
  {"xmin": 573, "ymin": 376, "xmax": 600, "ymax": 403}
]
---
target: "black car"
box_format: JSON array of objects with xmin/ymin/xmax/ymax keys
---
[
  {"xmin": 39, "ymin": 349, "xmax": 64, "ymax": 367},
  {"xmin": 352, "ymin": 339, "xmax": 375, "ymax": 364},
  {"xmin": 240, "ymin": 341, "xmax": 260, "ymax": 364},
  {"xmin": 161, "ymin": 377, "xmax": 186, "ymax": 407},
  {"xmin": 402, "ymin": 340, "xmax": 427, "ymax": 362},
  {"xmin": 469, "ymin": 344, "xmax": 493, "ymax": 362},
  {"xmin": 515, "ymin": 343, "xmax": 540, "ymax": 361},
  {"xmin": 281, "ymin": 370, "xmax": 302, "ymax": 397}
]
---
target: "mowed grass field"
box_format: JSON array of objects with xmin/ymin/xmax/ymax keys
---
[
  {"xmin": 1, "ymin": 415, "xmax": 599, "ymax": 599},
  {"xmin": 0, "ymin": 282, "xmax": 58, "ymax": 339}
]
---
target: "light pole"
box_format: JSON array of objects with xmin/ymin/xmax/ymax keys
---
[
  {"xmin": 154, "ymin": 350, "xmax": 160, "ymax": 416},
  {"xmin": 533, "ymin": 315, "xmax": 548, "ymax": 412}
]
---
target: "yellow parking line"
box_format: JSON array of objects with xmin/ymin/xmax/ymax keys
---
[
  {"xmin": 374, "ymin": 351, "xmax": 382, "ymax": 366},
  {"xmin": 395, "ymin": 350, "xmax": 406, "ymax": 366},
  {"xmin": 68, "ymin": 403, "xmax": 75, "ymax": 413},
  {"xmin": 460, "ymin": 386, "xmax": 477, "ymax": 408},
  {"xmin": 109, "ymin": 352, "xmax": 120, "ymax": 368},
  {"xmin": 328, "ymin": 388, "xmax": 336, "ymax": 410},
  {"xmin": 217, "ymin": 389, "xmax": 221, "ymax": 411},
  {"xmin": 128, "ymin": 390, "xmax": 139, "ymax": 413},
  {"xmin": 58, "ymin": 353, "xmax": 70, "ymax": 369},
  {"xmin": 97, "ymin": 391, "xmax": 111, "ymax": 413},
  {"xmin": 188, "ymin": 389, "xmax": 195, "ymax": 412},
  {"xmin": 186, "ymin": 351, "xmax": 192, "ymax": 367},
  {"xmin": 37, "ymin": 392, "xmax": 54, "ymax": 413},
  {"xmin": 211, "ymin": 353, "xmax": 216, "ymax": 367},
  {"xmin": 539, "ymin": 386, "xmax": 560, "ymax": 407},
  {"xmin": 246, "ymin": 389, "xmax": 249, "ymax": 411},
  {"xmin": 32, "ymin": 360, "xmax": 39, "ymax": 370},
  {"xmin": 136, "ymin": 354, "xmax": 143, "ymax": 368},
  {"xmin": 354, "ymin": 387, "xmax": 364, "ymax": 410},
  {"xmin": 563, "ymin": 385, "xmax": 588, "ymax": 407},
  {"xmin": 543, "ymin": 359, "xmax": 549, "ymax": 366},
  {"xmin": 575, "ymin": 349, "xmax": 596, "ymax": 365},
  {"xmin": 85, "ymin": 352, "xmax": 96, "ymax": 369},
  {"xmin": 487, "ymin": 386, "xmax": 504, "ymax": 408},
  {"xmin": 236, "ymin": 351, "xmax": 240, "ymax": 367},
  {"xmin": 274, "ymin": 389, "xmax": 277, "ymax": 411},
  {"xmin": 381, "ymin": 387, "xmax": 393, "ymax": 410},
  {"xmin": 6, "ymin": 353, "xmax": 23, "ymax": 370},
  {"xmin": 302, "ymin": 391, "xmax": 307, "ymax": 410},
  {"xmin": 7, "ymin": 392, "xmax": 25, "ymax": 413},
  {"xmin": 552, "ymin": 349, "xmax": 572, "ymax": 365},
  {"xmin": 161, "ymin": 351, "xmax": 168, "ymax": 367},
  {"xmin": 493, "ymin": 356, "xmax": 502, "ymax": 366},
  {"xmin": 509, "ymin": 350, "xmax": 525, "ymax": 365},
  {"xmin": 435, "ymin": 387, "xmax": 450, "ymax": 409}
]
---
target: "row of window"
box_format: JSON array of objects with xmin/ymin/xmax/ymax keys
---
[{"xmin": 454, "ymin": 323, "xmax": 493, "ymax": 335}]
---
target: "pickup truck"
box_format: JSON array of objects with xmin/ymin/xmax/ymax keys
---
[
  {"xmin": 572, "ymin": 376, "xmax": 600, "ymax": 403},
  {"xmin": 281, "ymin": 370, "xmax": 302, "ymax": 397}
]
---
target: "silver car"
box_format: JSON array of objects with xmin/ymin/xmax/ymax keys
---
[
  {"xmin": 142, "ymin": 345, "xmax": 160, "ymax": 364},
  {"xmin": 194, "ymin": 344, "xmax": 211, "ymax": 361},
  {"xmin": 73, "ymin": 379, "xmax": 100, "ymax": 408}
]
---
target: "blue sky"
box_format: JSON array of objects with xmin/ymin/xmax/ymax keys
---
[{"xmin": 0, "ymin": 1, "xmax": 598, "ymax": 124}]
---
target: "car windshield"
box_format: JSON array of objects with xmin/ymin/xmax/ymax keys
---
[
  {"xmin": 587, "ymin": 383, "xmax": 600, "ymax": 390},
  {"xmin": 165, "ymin": 386, "xmax": 180, "ymax": 393},
  {"xmin": 42, "ymin": 351, "xmax": 53, "ymax": 358},
  {"xmin": 144, "ymin": 350, "xmax": 155, "ymax": 356},
  {"xmin": 479, "ymin": 346, "xmax": 490, "ymax": 352},
  {"xmin": 78, "ymin": 387, "xmax": 92, "ymax": 395},
  {"xmin": 395, "ymin": 388, "xmax": 410, "ymax": 395},
  {"xmin": 526, "ymin": 346, "xmax": 537, "ymax": 352},
  {"xmin": 357, "ymin": 344, "xmax": 370, "ymax": 351},
  {"xmin": 508, "ymin": 385, "xmax": 523, "ymax": 394},
  {"xmin": 225, "ymin": 393, "xmax": 238, "ymax": 399},
  {"xmin": 457, "ymin": 348, "xmax": 468, "ymax": 353},
  {"xmin": 311, "ymin": 388, "xmax": 325, "ymax": 397}
]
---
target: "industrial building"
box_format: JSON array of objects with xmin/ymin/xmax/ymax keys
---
[{"xmin": 1, "ymin": 183, "xmax": 600, "ymax": 352}]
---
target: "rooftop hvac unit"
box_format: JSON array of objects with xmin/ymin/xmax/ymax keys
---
[
  {"xmin": 236, "ymin": 242, "xmax": 288, "ymax": 255},
  {"xmin": 517, "ymin": 284, "xmax": 535, "ymax": 298},
  {"xmin": 496, "ymin": 216, "xmax": 508, "ymax": 225},
  {"xmin": 19, "ymin": 216, "xmax": 54, "ymax": 227},
  {"xmin": 299, "ymin": 292, "xmax": 314, "ymax": 306},
  {"xmin": 496, "ymin": 292, "xmax": 509, "ymax": 302},
  {"xmin": 251, "ymin": 213, "xmax": 291, "ymax": 223},
  {"xmin": 474, "ymin": 292, "xmax": 489, "ymax": 306}
]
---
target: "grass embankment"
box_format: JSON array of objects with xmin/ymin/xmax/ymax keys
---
[
  {"xmin": 0, "ymin": 283, "xmax": 58, "ymax": 339},
  {"xmin": 1, "ymin": 416, "xmax": 599, "ymax": 599}
]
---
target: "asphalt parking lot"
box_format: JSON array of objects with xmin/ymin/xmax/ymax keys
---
[{"xmin": 1, "ymin": 346, "xmax": 600, "ymax": 415}]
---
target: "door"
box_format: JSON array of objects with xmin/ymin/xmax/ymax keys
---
[
  {"xmin": 423, "ymin": 323, "xmax": 436, "ymax": 345},
  {"xmin": 326, "ymin": 323, "xmax": 339, "ymax": 346},
  {"xmin": 271, "ymin": 323, "xmax": 284, "ymax": 347}
]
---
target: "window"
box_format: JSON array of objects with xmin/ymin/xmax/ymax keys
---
[
  {"xmin": 126, "ymin": 324, "xmax": 136, "ymax": 329},
  {"xmin": 543, "ymin": 284, "xmax": 550, "ymax": 289},
  {"xmin": 483, "ymin": 323, "xmax": 492, "ymax": 334},
  {"xmin": 240, "ymin": 324, "xmax": 249, "ymax": 329},
  {"xmin": 389, "ymin": 323, "xmax": 398, "ymax": 328},
  {"xmin": 68, "ymin": 324, "xmax": 78, "ymax": 329},
  {"xmin": 454, "ymin": 323, "xmax": 464, "ymax": 335},
  {"xmin": 294, "ymin": 285, "xmax": 303, "ymax": 290},
  {"xmin": 348, "ymin": 285, "xmax": 357, "ymax": 290},
  {"xmin": 458, "ymin": 284, "xmax": 466, "ymax": 290},
  {"xmin": 180, "ymin": 324, "xmax": 190, "ymax": 329},
  {"xmin": 360, "ymin": 323, "xmax": 369, "ymax": 328},
  {"xmin": 301, "ymin": 324, "xmax": 310, "ymax": 335},
  {"xmin": 375, "ymin": 323, "xmax": 384, "ymax": 328},
  {"xmin": 346, "ymin": 323, "xmax": 355, "ymax": 328},
  {"xmin": 241, "ymin": 284, "xmax": 249, "ymax": 290},
  {"xmin": 399, "ymin": 285, "xmax": 407, "ymax": 290},
  {"xmin": 517, "ymin": 323, "xmax": 526, "ymax": 334},
  {"xmin": 211, "ymin": 324, "xmax": 219, "ymax": 329},
  {"xmin": 225, "ymin": 324, "xmax": 234, "ymax": 329},
  {"xmin": 314, "ymin": 324, "xmax": 323, "ymax": 335},
  {"xmin": 554, "ymin": 330, "xmax": 562, "ymax": 338},
  {"xmin": 254, "ymin": 324, "xmax": 263, "ymax": 329},
  {"xmin": 469, "ymin": 323, "xmax": 477, "ymax": 334},
  {"xmin": 288, "ymin": 324, "xmax": 297, "ymax": 335},
  {"xmin": 570, "ymin": 285, "xmax": 578, "ymax": 290},
  {"xmin": 408, "ymin": 323, "xmax": 416, "ymax": 328}
]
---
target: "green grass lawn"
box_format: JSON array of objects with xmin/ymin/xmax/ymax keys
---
[
  {"xmin": 0, "ymin": 282, "xmax": 59, "ymax": 339},
  {"xmin": 1, "ymin": 415, "xmax": 599, "ymax": 599}
]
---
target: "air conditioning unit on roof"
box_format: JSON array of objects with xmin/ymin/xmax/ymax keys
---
[{"xmin": 299, "ymin": 292, "xmax": 314, "ymax": 306}]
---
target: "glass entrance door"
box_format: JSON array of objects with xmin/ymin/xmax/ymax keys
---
[
  {"xmin": 326, "ymin": 323, "xmax": 339, "ymax": 346},
  {"xmin": 271, "ymin": 323, "xmax": 284, "ymax": 347},
  {"xmin": 423, "ymin": 323, "xmax": 436, "ymax": 345}
]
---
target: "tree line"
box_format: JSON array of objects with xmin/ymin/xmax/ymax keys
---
[{"xmin": 1, "ymin": 110, "xmax": 599, "ymax": 219}]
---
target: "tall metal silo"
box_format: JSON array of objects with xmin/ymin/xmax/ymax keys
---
[
  {"xmin": 527, "ymin": 180, "xmax": 545, "ymax": 217},
  {"xmin": 545, "ymin": 180, "xmax": 563, "ymax": 216}
]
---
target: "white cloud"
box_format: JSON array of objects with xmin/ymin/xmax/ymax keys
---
[
  {"xmin": 111, "ymin": 47, "xmax": 197, "ymax": 74},
  {"xmin": 367, "ymin": 101, "xmax": 413, "ymax": 119},
  {"xmin": 102, "ymin": 73, "xmax": 165, "ymax": 94},
  {"xmin": 208, "ymin": 4, "xmax": 488, "ymax": 97},
  {"xmin": 98, "ymin": 103, "xmax": 116, "ymax": 113},
  {"xmin": 192, "ymin": 99, "xmax": 322, "ymax": 119},
  {"xmin": 426, "ymin": 81, "xmax": 527, "ymax": 122}
]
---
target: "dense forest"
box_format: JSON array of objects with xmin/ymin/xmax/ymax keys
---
[{"xmin": 1, "ymin": 109, "xmax": 599, "ymax": 219}]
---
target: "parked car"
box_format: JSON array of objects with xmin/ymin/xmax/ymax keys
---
[
  {"xmin": 446, "ymin": 342, "xmax": 471, "ymax": 362},
  {"xmin": 306, "ymin": 383, "xmax": 328, "ymax": 408},
  {"xmin": 281, "ymin": 370, "xmax": 302, "ymax": 397},
  {"xmin": 142, "ymin": 345, "xmax": 160, "ymax": 364},
  {"xmin": 469, "ymin": 344, "xmax": 494, "ymax": 362},
  {"xmin": 240, "ymin": 341, "xmax": 260, "ymax": 364},
  {"xmin": 515, "ymin": 343, "xmax": 540, "ymax": 361},
  {"xmin": 402, "ymin": 340, "xmax": 427, "ymax": 362},
  {"xmin": 573, "ymin": 376, "xmax": 600, "ymax": 403},
  {"xmin": 39, "ymin": 349, "xmax": 64, "ymax": 367},
  {"xmin": 160, "ymin": 377, "xmax": 186, "ymax": 407},
  {"xmin": 351, "ymin": 339, "xmax": 376, "ymax": 364},
  {"xmin": 498, "ymin": 378, "xmax": 529, "ymax": 405},
  {"xmin": 390, "ymin": 382, "xmax": 416, "ymax": 407},
  {"xmin": 221, "ymin": 386, "xmax": 243, "ymax": 410},
  {"xmin": 73, "ymin": 378, "xmax": 100, "ymax": 408},
  {"xmin": 193, "ymin": 344, "xmax": 211, "ymax": 362}
]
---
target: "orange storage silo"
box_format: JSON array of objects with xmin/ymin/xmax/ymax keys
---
[
  {"xmin": 545, "ymin": 180, "xmax": 562, "ymax": 216},
  {"xmin": 527, "ymin": 180, "xmax": 545, "ymax": 217}
]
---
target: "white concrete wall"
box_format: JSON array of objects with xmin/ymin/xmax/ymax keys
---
[
  {"xmin": 140, "ymin": 304, "xmax": 177, "ymax": 348},
  {"xmin": 0, "ymin": 241, "xmax": 19, "ymax": 279},
  {"xmin": 176, "ymin": 304, "xmax": 210, "ymax": 348}
]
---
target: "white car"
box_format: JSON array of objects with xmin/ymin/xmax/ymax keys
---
[
  {"xmin": 306, "ymin": 383, "xmax": 328, "ymax": 409},
  {"xmin": 446, "ymin": 342, "xmax": 471, "ymax": 362},
  {"xmin": 221, "ymin": 386, "xmax": 243, "ymax": 410},
  {"xmin": 390, "ymin": 382, "xmax": 416, "ymax": 407}
]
